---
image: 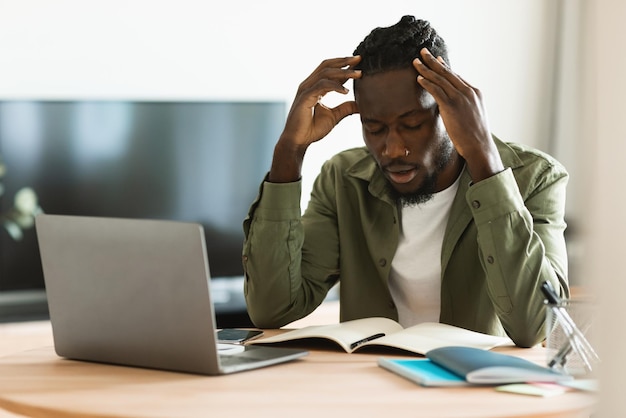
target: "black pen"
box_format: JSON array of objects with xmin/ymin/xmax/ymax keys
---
[
  {"xmin": 542, "ymin": 282, "xmax": 574, "ymax": 369},
  {"xmin": 350, "ymin": 333, "xmax": 385, "ymax": 350},
  {"xmin": 548, "ymin": 340, "xmax": 573, "ymax": 369},
  {"xmin": 540, "ymin": 281, "xmax": 562, "ymax": 305}
]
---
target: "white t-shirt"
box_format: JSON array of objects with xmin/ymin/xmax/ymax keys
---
[{"xmin": 388, "ymin": 174, "xmax": 461, "ymax": 327}]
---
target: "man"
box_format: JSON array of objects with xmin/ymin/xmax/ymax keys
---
[{"xmin": 242, "ymin": 16, "xmax": 569, "ymax": 347}]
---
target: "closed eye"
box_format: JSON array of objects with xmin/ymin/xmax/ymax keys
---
[{"xmin": 363, "ymin": 123, "xmax": 386, "ymax": 135}]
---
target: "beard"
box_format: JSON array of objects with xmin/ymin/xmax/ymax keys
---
[
  {"xmin": 391, "ymin": 139, "xmax": 455, "ymax": 208},
  {"xmin": 396, "ymin": 175, "xmax": 437, "ymax": 207}
]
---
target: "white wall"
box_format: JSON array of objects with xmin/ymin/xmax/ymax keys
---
[
  {"xmin": 0, "ymin": 0, "xmax": 563, "ymax": 212},
  {"xmin": 585, "ymin": 0, "xmax": 626, "ymax": 414}
]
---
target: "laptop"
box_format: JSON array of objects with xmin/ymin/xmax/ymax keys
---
[{"xmin": 35, "ymin": 214, "xmax": 308, "ymax": 375}]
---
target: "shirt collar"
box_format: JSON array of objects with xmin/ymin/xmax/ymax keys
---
[{"xmin": 343, "ymin": 135, "xmax": 525, "ymax": 207}]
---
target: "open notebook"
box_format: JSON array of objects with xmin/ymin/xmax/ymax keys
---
[{"xmin": 35, "ymin": 214, "xmax": 307, "ymax": 375}]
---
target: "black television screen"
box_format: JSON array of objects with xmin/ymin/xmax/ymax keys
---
[{"xmin": 0, "ymin": 100, "xmax": 285, "ymax": 292}]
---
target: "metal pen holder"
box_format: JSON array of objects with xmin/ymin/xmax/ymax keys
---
[
  {"xmin": 545, "ymin": 298, "xmax": 599, "ymax": 376},
  {"xmin": 541, "ymin": 281, "xmax": 599, "ymax": 377}
]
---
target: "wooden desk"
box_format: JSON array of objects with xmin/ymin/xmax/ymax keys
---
[{"xmin": 0, "ymin": 317, "xmax": 596, "ymax": 418}]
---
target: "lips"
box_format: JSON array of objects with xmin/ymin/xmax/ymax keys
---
[{"xmin": 385, "ymin": 165, "xmax": 418, "ymax": 184}]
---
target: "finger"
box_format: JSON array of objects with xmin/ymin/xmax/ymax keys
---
[
  {"xmin": 317, "ymin": 55, "xmax": 362, "ymax": 71},
  {"xmin": 415, "ymin": 72, "xmax": 448, "ymax": 103},
  {"xmin": 309, "ymin": 56, "xmax": 361, "ymax": 82},
  {"xmin": 414, "ymin": 48, "xmax": 476, "ymax": 97},
  {"xmin": 347, "ymin": 55, "xmax": 362, "ymax": 71},
  {"xmin": 435, "ymin": 55, "xmax": 484, "ymax": 102},
  {"xmin": 413, "ymin": 57, "xmax": 452, "ymax": 102},
  {"xmin": 299, "ymin": 56, "xmax": 362, "ymax": 91},
  {"xmin": 414, "ymin": 48, "xmax": 471, "ymax": 96},
  {"xmin": 332, "ymin": 100, "xmax": 359, "ymax": 124},
  {"xmin": 299, "ymin": 67, "xmax": 362, "ymax": 95},
  {"xmin": 298, "ymin": 78, "xmax": 358, "ymax": 110}
]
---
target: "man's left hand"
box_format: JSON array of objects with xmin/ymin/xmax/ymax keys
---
[{"xmin": 413, "ymin": 48, "xmax": 504, "ymax": 182}]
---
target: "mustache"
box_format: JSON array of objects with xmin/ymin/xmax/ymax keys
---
[{"xmin": 381, "ymin": 158, "xmax": 418, "ymax": 171}]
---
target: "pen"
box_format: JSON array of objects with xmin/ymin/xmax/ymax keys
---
[
  {"xmin": 547, "ymin": 316, "xmax": 594, "ymax": 369},
  {"xmin": 540, "ymin": 281, "xmax": 562, "ymax": 305},
  {"xmin": 547, "ymin": 339, "xmax": 573, "ymax": 369},
  {"xmin": 541, "ymin": 281, "xmax": 599, "ymax": 372},
  {"xmin": 349, "ymin": 333, "xmax": 385, "ymax": 350}
]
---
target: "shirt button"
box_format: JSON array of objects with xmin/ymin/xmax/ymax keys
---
[
  {"xmin": 379, "ymin": 258, "xmax": 387, "ymax": 267},
  {"xmin": 487, "ymin": 255, "xmax": 495, "ymax": 264},
  {"xmin": 472, "ymin": 200, "xmax": 481, "ymax": 209}
]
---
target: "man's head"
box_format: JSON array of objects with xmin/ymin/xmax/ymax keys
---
[
  {"xmin": 353, "ymin": 15, "xmax": 449, "ymax": 76},
  {"xmin": 353, "ymin": 16, "xmax": 460, "ymax": 206}
]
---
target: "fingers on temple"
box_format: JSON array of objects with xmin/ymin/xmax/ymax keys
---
[
  {"xmin": 333, "ymin": 101, "xmax": 359, "ymax": 122},
  {"xmin": 414, "ymin": 60, "xmax": 452, "ymax": 100},
  {"xmin": 300, "ymin": 57, "xmax": 362, "ymax": 90},
  {"xmin": 415, "ymin": 49, "xmax": 477, "ymax": 99}
]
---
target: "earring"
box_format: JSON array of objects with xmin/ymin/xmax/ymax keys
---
[{"xmin": 405, "ymin": 149, "xmax": 410, "ymax": 157}]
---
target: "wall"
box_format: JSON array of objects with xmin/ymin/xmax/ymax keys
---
[
  {"xmin": 585, "ymin": 0, "xmax": 626, "ymax": 414},
  {"xmin": 0, "ymin": 0, "xmax": 565, "ymax": 213}
]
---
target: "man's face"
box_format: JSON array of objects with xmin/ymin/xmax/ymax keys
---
[{"xmin": 355, "ymin": 67, "xmax": 459, "ymax": 204}]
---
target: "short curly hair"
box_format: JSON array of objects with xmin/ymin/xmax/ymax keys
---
[{"xmin": 353, "ymin": 15, "xmax": 449, "ymax": 76}]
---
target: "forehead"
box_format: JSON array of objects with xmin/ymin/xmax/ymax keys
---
[{"xmin": 355, "ymin": 68, "xmax": 435, "ymax": 119}]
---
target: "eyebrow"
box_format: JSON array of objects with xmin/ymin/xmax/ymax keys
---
[{"xmin": 361, "ymin": 109, "xmax": 428, "ymax": 124}]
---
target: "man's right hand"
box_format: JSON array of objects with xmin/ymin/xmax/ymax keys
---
[{"xmin": 269, "ymin": 56, "xmax": 362, "ymax": 183}]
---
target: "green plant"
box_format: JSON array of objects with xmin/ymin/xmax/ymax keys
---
[{"xmin": 0, "ymin": 159, "xmax": 43, "ymax": 240}]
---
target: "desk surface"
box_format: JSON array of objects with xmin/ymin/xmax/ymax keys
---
[{"xmin": 0, "ymin": 309, "xmax": 597, "ymax": 418}]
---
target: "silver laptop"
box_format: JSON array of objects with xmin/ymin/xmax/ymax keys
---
[{"xmin": 35, "ymin": 214, "xmax": 307, "ymax": 375}]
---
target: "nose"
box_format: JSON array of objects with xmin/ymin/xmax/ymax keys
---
[{"xmin": 382, "ymin": 129, "xmax": 408, "ymax": 158}]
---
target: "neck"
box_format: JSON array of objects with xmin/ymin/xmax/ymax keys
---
[{"xmin": 435, "ymin": 153, "xmax": 464, "ymax": 192}]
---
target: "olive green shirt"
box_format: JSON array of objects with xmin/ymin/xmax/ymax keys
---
[{"xmin": 242, "ymin": 138, "xmax": 569, "ymax": 347}]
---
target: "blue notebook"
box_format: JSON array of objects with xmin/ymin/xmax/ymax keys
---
[
  {"xmin": 379, "ymin": 346, "xmax": 573, "ymax": 387},
  {"xmin": 378, "ymin": 358, "xmax": 469, "ymax": 387}
]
